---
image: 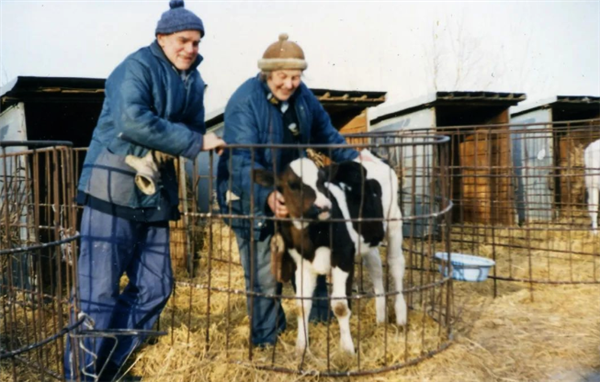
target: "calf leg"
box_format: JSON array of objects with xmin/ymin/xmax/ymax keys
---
[
  {"xmin": 295, "ymin": 260, "xmax": 316, "ymax": 353},
  {"xmin": 387, "ymin": 220, "xmax": 407, "ymax": 326},
  {"xmin": 331, "ymin": 266, "xmax": 355, "ymax": 354},
  {"xmin": 363, "ymin": 248, "xmax": 386, "ymax": 324},
  {"xmin": 589, "ymin": 187, "xmax": 599, "ymax": 235}
]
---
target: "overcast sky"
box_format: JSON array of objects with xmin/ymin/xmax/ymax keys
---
[{"xmin": 1, "ymin": 1, "xmax": 599, "ymax": 114}]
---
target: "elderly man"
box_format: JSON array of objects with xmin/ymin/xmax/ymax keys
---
[
  {"xmin": 66, "ymin": 1, "xmax": 224, "ymax": 380},
  {"xmin": 216, "ymin": 33, "xmax": 359, "ymax": 347}
]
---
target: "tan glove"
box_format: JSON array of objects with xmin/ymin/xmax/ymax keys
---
[
  {"xmin": 152, "ymin": 151, "xmax": 173, "ymax": 166},
  {"xmin": 124, "ymin": 151, "xmax": 160, "ymax": 195}
]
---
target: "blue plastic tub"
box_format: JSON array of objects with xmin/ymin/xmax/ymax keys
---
[{"xmin": 434, "ymin": 252, "xmax": 496, "ymax": 282}]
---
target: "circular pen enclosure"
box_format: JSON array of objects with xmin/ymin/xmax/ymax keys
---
[{"xmin": 159, "ymin": 133, "xmax": 455, "ymax": 378}]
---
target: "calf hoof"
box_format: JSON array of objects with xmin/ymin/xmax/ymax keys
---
[
  {"xmin": 296, "ymin": 333, "xmax": 309, "ymax": 355},
  {"xmin": 395, "ymin": 300, "xmax": 407, "ymax": 326},
  {"xmin": 296, "ymin": 343, "xmax": 310, "ymax": 356},
  {"xmin": 340, "ymin": 339, "xmax": 355, "ymax": 355}
]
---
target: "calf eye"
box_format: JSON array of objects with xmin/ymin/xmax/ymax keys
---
[{"xmin": 287, "ymin": 180, "xmax": 301, "ymax": 191}]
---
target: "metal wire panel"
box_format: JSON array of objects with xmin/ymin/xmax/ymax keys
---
[
  {"xmin": 437, "ymin": 119, "xmax": 600, "ymax": 299},
  {"xmin": 173, "ymin": 135, "xmax": 454, "ymax": 377},
  {"xmin": 0, "ymin": 142, "xmax": 80, "ymax": 382}
]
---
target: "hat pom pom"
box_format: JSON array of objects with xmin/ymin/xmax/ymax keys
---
[
  {"xmin": 278, "ymin": 33, "xmax": 289, "ymax": 42},
  {"xmin": 169, "ymin": 0, "xmax": 184, "ymax": 9}
]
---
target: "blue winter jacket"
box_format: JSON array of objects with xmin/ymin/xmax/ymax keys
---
[
  {"xmin": 78, "ymin": 40, "xmax": 206, "ymax": 213},
  {"xmin": 216, "ymin": 75, "xmax": 358, "ymax": 237}
]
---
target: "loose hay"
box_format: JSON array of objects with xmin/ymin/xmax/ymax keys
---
[
  {"xmin": 127, "ymin": 220, "xmax": 451, "ymax": 380},
  {"xmin": 5, "ymin": 219, "xmax": 600, "ymax": 382},
  {"xmin": 449, "ymin": 222, "xmax": 600, "ymax": 284},
  {"xmin": 119, "ymin": 219, "xmax": 600, "ymax": 382}
]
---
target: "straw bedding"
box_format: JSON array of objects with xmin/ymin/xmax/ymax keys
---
[
  {"xmin": 449, "ymin": 221, "xmax": 600, "ymax": 284},
  {"xmin": 124, "ymin": 222, "xmax": 599, "ymax": 382},
  {"xmin": 2, "ymin": 220, "xmax": 599, "ymax": 382}
]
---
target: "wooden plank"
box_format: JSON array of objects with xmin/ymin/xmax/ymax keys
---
[{"xmin": 339, "ymin": 110, "xmax": 367, "ymax": 135}]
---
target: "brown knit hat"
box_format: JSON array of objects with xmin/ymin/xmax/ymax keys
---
[{"xmin": 257, "ymin": 33, "xmax": 308, "ymax": 71}]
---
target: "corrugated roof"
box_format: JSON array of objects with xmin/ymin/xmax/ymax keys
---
[
  {"xmin": 555, "ymin": 95, "xmax": 599, "ymax": 103},
  {"xmin": 511, "ymin": 95, "xmax": 600, "ymax": 117},
  {"xmin": 436, "ymin": 91, "xmax": 525, "ymax": 101},
  {"xmin": 1, "ymin": 76, "xmax": 106, "ymax": 109},
  {"xmin": 371, "ymin": 91, "xmax": 526, "ymax": 124},
  {"xmin": 311, "ymin": 88, "xmax": 386, "ymax": 106},
  {"xmin": 1, "ymin": 76, "xmax": 105, "ymax": 96}
]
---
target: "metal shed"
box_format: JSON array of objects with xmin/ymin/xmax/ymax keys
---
[
  {"xmin": 369, "ymin": 91, "xmax": 526, "ymax": 230},
  {"xmin": 510, "ymin": 96, "xmax": 600, "ymax": 223},
  {"xmin": 1, "ymin": 76, "xmax": 105, "ymax": 147}
]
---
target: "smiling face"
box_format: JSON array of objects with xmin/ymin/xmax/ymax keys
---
[
  {"xmin": 157, "ymin": 30, "xmax": 201, "ymax": 71},
  {"xmin": 266, "ymin": 69, "xmax": 303, "ymax": 101}
]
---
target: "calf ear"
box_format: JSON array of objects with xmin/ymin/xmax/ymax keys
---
[{"xmin": 252, "ymin": 169, "xmax": 275, "ymax": 187}]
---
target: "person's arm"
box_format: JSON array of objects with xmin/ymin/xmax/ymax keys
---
[
  {"xmin": 106, "ymin": 59, "xmax": 205, "ymax": 160},
  {"xmin": 308, "ymin": 94, "xmax": 359, "ymax": 163},
  {"xmin": 222, "ymin": 102, "xmax": 272, "ymax": 214},
  {"xmin": 183, "ymin": 76, "xmax": 225, "ymax": 153}
]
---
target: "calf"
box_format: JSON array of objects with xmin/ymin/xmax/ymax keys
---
[
  {"xmin": 585, "ymin": 139, "xmax": 600, "ymax": 234},
  {"xmin": 253, "ymin": 150, "xmax": 406, "ymax": 354}
]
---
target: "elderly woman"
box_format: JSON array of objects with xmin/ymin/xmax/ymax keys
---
[{"xmin": 217, "ymin": 33, "xmax": 359, "ymax": 347}]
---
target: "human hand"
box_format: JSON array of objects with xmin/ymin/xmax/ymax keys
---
[
  {"xmin": 202, "ymin": 132, "xmax": 226, "ymax": 155},
  {"xmin": 267, "ymin": 191, "xmax": 288, "ymax": 218}
]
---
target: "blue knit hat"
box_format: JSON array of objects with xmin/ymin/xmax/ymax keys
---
[{"xmin": 155, "ymin": 0, "xmax": 205, "ymax": 37}]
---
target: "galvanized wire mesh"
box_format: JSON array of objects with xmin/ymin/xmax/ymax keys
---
[
  {"xmin": 168, "ymin": 134, "xmax": 454, "ymax": 377},
  {"xmin": 5, "ymin": 119, "xmax": 598, "ymax": 380},
  {"xmin": 431, "ymin": 119, "xmax": 600, "ymax": 298},
  {"xmin": 0, "ymin": 141, "xmax": 80, "ymax": 381}
]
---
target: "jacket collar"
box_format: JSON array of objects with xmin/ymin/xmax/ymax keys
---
[{"xmin": 150, "ymin": 39, "xmax": 203, "ymax": 73}]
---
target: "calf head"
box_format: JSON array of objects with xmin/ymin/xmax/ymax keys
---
[{"xmin": 253, "ymin": 158, "xmax": 332, "ymax": 222}]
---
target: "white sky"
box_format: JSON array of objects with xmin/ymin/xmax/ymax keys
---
[{"xmin": 1, "ymin": 1, "xmax": 599, "ymax": 114}]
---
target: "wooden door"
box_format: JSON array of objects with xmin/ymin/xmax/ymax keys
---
[
  {"xmin": 457, "ymin": 128, "xmax": 514, "ymax": 225},
  {"xmin": 459, "ymin": 132, "xmax": 492, "ymax": 224}
]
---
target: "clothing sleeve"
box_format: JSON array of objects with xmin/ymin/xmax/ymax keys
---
[
  {"xmin": 222, "ymin": 101, "xmax": 273, "ymax": 214},
  {"xmin": 308, "ymin": 94, "xmax": 359, "ymax": 162},
  {"xmin": 106, "ymin": 59, "xmax": 204, "ymax": 160},
  {"xmin": 184, "ymin": 74, "xmax": 207, "ymax": 135}
]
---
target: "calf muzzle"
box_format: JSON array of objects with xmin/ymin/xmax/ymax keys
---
[{"xmin": 307, "ymin": 205, "xmax": 330, "ymax": 221}]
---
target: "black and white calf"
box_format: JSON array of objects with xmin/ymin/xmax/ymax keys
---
[{"xmin": 253, "ymin": 150, "xmax": 406, "ymax": 354}]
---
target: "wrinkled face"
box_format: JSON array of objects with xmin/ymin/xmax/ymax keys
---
[
  {"xmin": 281, "ymin": 159, "xmax": 332, "ymax": 221},
  {"xmin": 266, "ymin": 69, "xmax": 303, "ymax": 102},
  {"xmin": 157, "ymin": 30, "xmax": 201, "ymax": 71}
]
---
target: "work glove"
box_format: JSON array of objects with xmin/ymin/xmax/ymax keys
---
[{"xmin": 124, "ymin": 151, "xmax": 172, "ymax": 195}]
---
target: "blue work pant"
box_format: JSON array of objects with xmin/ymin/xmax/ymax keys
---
[
  {"xmin": 233, "ymin": 228, "xmax": 330, "ymax": 347},
  {"xmin": 65, "ymin": 207, "xmax": 173, "ymax": 381}
]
